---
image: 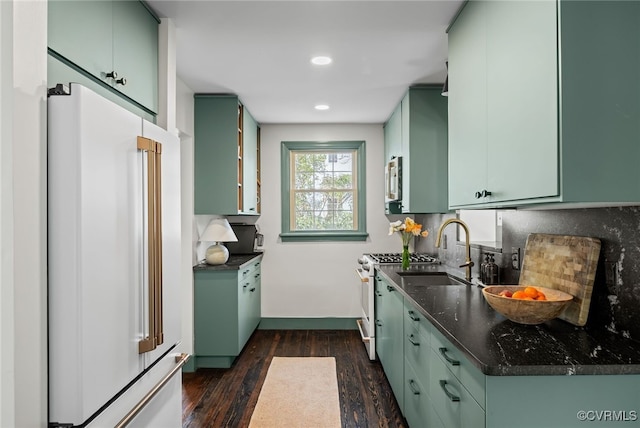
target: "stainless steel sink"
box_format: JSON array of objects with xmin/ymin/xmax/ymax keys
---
[{"xmin": 397, "ymin": 272, "xmax": 466, "ymax": 286}]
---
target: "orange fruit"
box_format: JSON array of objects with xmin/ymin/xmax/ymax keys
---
[
  {"xmin": 512, "ymin": 290, "xmax": 528, "ymax": 299},
  {"xmin": 536, "ymin": 292, "xmax": 547, "ymax": 301},
  {"xmin": 524, "ymin": 286, "xmax": 539, "ymax": 299}
]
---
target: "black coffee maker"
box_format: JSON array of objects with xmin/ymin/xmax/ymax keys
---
[{"xmin": 226, "ymin": 224, "xmax": 260, "ymax": 254}]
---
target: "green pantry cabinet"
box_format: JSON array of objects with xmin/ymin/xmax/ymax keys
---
[
  {"xmin": 383, "ymin": 86, "xmax": 449, "ymax": 214},
  {"xmin": 377, "ymin": 278, "xmax": 640, "ymax": 427},
  {"xmin": 48, "ymin": 0, "xmax": 159, "ymax": 113},
  {"xmin": 194, "ymin": 95, "xmax": 261, "ymax": 215},
  {"xmin": 447, "ymin": 0, "xmax": 640, "ymax": 209},
  {"xmin": 193, "ymin": 256, "xmax": 262, "ymax": 369}
]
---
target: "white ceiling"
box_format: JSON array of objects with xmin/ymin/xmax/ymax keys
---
[{"xmin": 147, "ymin": 0, "xmax": 463, "ymax": 124}]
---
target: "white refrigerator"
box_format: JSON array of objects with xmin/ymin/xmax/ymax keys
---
[{"xmin": 48, "ymin": 83, "xmax": 187, "ymax": 427}]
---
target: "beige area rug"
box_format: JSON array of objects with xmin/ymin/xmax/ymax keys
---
[{"xmin": 248, "ymin": 357, "xmax": 342, "ymax": 428}]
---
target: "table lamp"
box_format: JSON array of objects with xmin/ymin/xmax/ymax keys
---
[{"xmin": 199, "ymin": 218, "xmax": 238, "ymax": 265}]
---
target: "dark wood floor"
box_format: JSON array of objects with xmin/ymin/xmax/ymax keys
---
[{"xmin": 182, "ymin": 329, "xmax": 407, "ymax": 427}]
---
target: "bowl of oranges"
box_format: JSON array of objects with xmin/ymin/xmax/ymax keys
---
[{"xmin": 482, "ymin": 285, "xmax": 574, "ymax": 325}]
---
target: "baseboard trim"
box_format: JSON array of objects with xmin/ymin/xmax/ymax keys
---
[{"xmin": 258, "ymin": 317, "xmax": 359, "ymax": 330}]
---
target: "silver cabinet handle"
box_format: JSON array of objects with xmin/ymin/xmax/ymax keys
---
[
  {"xmin": 116, "ymin": 77, "xmax": 127, "ymax": 86},
  {"xmin": 106, "ymin": 71, "xmax": 118, "ymax": 79},
  {"xmin": 386, "ymin": 285, "xmax": 395, "ymax": 292},
  {"xmin": 408, "ymin": 310, "xmax": 420, "ymax": 321},
  {"xmin": 439, "ymin": 380, "xmax": 460, "ymax": 402},
  {"xmin": 474, "ymin": 189, "xmax": 492, "ymax": 199}
]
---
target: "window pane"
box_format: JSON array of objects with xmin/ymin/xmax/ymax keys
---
[
  {"xmin": 294, "ymin": 210, "xmax": 314, "ymax": 230},
  {"xmin": 334, "ymin": 211, "xmax": 354, "ymax": 230},
  {"xmin": 312, "ymin": 192, "xmax": 328, "ymax": 211},
  {"xmin": 294, "ymin": 192, "xmax": 313, "ymax": 210},
  {"xmin": 333, "ymin": 191, "xmax": 353, "ymax": 211},
  {"xmin": 295, "ymin": 172, "xmax": 314, "ymax": 190},
  {"xmin": 333, "ymin": 172, "xmax": 352, "ymax": 189},
  {"xmin": 315, "ymin": 172, "xmax": 332, "ymax": 189}
]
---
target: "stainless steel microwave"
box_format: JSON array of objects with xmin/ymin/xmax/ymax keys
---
[{"xmin": 385, "ymin": 156, "xmax": 402, "ymax": 202}]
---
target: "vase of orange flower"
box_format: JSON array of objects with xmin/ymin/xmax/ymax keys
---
[{"xmin": 389, "ymin": 217, "xmax": 429, "ymax": 269}]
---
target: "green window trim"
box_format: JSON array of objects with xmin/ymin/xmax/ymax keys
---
[{"xmin": 280, "ymin": 140, "xmax": 368, "ymax": 242}]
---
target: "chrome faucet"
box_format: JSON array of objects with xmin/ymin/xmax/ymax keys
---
[{"xmin": 435, "ymin": 219, "xmax": 474, "ymax": 282}]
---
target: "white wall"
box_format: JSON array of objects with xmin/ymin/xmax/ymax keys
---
[
  {"xmin": 0, "ymin": 2, "xmax": 15, "ymax": 425},
  {"xmin": 176, "ymin": 77, "xmax": 195, "ymax": 360},
  {"xmin": 1, "ymin": 1, "xmax": 48, "ymax": 426},
  {"xmin": 256, "ymin": 124, "xmax": 400, "ymax": 318}
]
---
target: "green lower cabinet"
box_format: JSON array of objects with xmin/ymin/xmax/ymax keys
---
[
  {"xmin": 399, "ymin": 295, "xmax": 640, "ymax": 428},
  {"xmin": 193, "ymin": 258, "xmax": 262, "ymax": 369},
  {"xmin": 485, "ymin": 375, "xmax": 640, "ymax": 428},
  {"xmin": 375, "ymin": 275, "xmax": 405, "ymax": 411},
  {"xmin": 404, "ymin": 361, "xmax": 444, "ymax": 428},
  {"xmin": 430, "ymin": 350, "xmax": 486, "ymax": 428}
]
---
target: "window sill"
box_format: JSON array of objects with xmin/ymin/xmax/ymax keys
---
[{"xmin": 280, "ymin": 231, "xmax": 369, "ymax": 242}]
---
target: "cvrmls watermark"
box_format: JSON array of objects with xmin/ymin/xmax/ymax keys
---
[{"xmin": 577, "ymin": 410, "xmax": 638, "ymax": 422}]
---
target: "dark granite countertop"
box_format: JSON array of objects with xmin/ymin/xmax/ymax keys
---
[
  {"xmin": 377, "ymin": 264, "xmax": 640, "ymax": 376},
  {"xmin": 193, "ymin": 252, "xmax": 263, "ymax": 272}
]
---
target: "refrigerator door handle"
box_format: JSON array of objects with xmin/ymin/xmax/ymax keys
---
[
  {"xmin": 137, "ymin": 136, "xmax": 164, "ymax": 354},
  {"xmin": 115, "ymin": 353, "xmax": 190, "ymax": 428}
]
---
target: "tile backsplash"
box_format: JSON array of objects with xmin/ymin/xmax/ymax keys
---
[{"xmin": 415, "ymin": 206, "xmax": 640, "ymax": 342}]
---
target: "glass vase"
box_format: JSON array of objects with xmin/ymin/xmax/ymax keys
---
[{"xmin": 402, "ymin": 245, "xmax": 410, "ymax": 270}]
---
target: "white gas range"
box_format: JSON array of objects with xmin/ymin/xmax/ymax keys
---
[{"xmin": 355, "ymin": 252, "xmax": 439, "ymax": 360}]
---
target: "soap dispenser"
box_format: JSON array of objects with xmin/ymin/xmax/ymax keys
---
[
  {"xmin": 486, "ymin": 254, "xmax": 500, "ymax": 285},
  {"xmin": 480, "ymin": 254, "xmax": 490, "ymax": 284}
]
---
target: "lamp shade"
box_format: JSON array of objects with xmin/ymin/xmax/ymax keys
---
[{"xmin": 199, "ymin": 218, "xmax": 238, "ymax": 243}]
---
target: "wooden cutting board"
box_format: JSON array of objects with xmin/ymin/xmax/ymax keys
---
[{"xmin": 519, "ymin": 233, "xmax": 601, "ymax": 326}]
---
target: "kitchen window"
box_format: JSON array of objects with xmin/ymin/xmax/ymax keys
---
[{"xmin": 280, "ymin": 141, "xmax": 368, "ymax": 242}]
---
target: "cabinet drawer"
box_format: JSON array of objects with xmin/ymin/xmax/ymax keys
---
[
  {"xmin": 404, "ymin": 330, "xmax": 430, "ymax": 392},
  {"xmin": 430, "ymin": 350, "xmax": 485, "ymax": 428},
  {"xmin": 405, "ymin": 361, "xmax": 444, "ymax": 428},
  {"xmin": 404, "ymin": 300, "xmax": 432, "ymax": 344},
  {"xmin": 431, "ymin": 328, "xmax": 485, "ymax": 409}
]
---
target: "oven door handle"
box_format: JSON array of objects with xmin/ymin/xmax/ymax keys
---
[{"xmin": 356, "ymin": 268, "xmax": 369, "ymax": 282}]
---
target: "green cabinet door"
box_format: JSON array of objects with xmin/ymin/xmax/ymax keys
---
[
  {"xmin": 194, "ymin": 95, "xmax": 240, "ymax": 215},
  {"xmin": 401, "ymin": 87, "xmax": 449, "ymax": 214},
  {"xmin": 48, "ymin": 0, "xmax": 113, "ymax": 81},
  {"xmin": 112, "ymin": 0, "xmax": 159, "ymax": 112},
  {"xmin": 447, "ymin": 0, "xmax": 488, "ymax": 207},
  {"xmin": 48, "ymin": 0, "xmax": 158, "ymax": 113},
  {"xmin": 194, "ymin": 269, "xmax": 241, "ymax": 367},
  {"xmin": 384, "ymin": 102, "xmax": 402, "ymax": 163},
  {"xmin": 485, "ymin": 0, "xmax": 558, "ymax": 204},
  {"xmin": 242, "ymin": 110, "xmax": 259, "ymax": 214},
  {"xmin": 375, "ymin": 276, "xmax": 405, "ymax": 413}
]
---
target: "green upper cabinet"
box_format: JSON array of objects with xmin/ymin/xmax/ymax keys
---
[
  {"xmin": 384, "ymin": 102, "xmax": 402, "ymax": 164},
  {"xmin": 194, "ymin": 94, "xmax": 260, "ymax": 215},
  {"xmin": 48, "ymin": 0, "xmax": 159, "ymax": 113},
  {"xmin": 384, "ymin": 86, "xmax": 449, "ymax": 214},
  {"xmin": 448, "ymin": 0, "xmax": 640, "ymax": 209}
]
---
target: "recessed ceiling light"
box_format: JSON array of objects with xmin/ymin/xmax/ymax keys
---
[
  {"xmin": 314, "ymin": 104, "xmax": 330, "ymax": 111},
  {"xmin": 311, "ymin": 56, "xmax": 333, "ymax": 66}
]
